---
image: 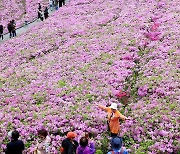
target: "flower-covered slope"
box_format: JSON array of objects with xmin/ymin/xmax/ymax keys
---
[
  {"xmin": 0, "ymin": 0, "xmax": 48, "ymax": 31},
  {"xmin": 0, "ymin": 0, "xmax": 179, "ymax": 153}
]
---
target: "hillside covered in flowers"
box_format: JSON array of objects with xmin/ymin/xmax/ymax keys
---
[
  {"xmin": 0, "ymin": 0, "xmax": 48, "ymax": 31},
  {"xmin": 0, "ymin": 0, "xmax": 179, "ymax": 153}
]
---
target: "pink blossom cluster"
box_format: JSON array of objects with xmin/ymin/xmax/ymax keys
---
[
  {"xmin": 0, "ymin": 0, "xmax": 48, "ymax": 33},
  {"xmin": 0, "ymin": 0, "xmax": 179, "ymax": 153},
  {"xmin": 120, "ymin": 0, "xmax": 179, "ymax": 153}
]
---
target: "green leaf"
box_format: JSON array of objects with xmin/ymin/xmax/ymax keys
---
[{"xmin": 58, "ymin": 80, "xmax": 66, "ymax": 88}]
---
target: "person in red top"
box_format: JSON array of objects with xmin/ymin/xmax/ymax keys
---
[{"xmin": 98, "ymin": 103, "xmax": 129, "ymax": 137}]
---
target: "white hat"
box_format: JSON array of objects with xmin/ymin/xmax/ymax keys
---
[
  {"xmin": 110, "ymin": 103, "xmax": 118, "ymax": 110},
  {"xmin": 8, "ymin": 130, "xmax": 13, "ymax": 137}
]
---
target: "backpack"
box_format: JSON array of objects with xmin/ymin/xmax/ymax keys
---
[
  {"xmin": 109, "ymin": 148, "xmax": 124, "ymax": 154},
  {"xmin": 60, "ymin": 147, "xmax": 64, "ymax": 154}
]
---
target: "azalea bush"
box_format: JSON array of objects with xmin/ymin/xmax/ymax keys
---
[{"xmin": 0, "ymin": 0, "xmax": 179, "ymax": 153}]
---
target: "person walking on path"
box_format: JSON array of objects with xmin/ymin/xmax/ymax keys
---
[
  {"xmin": 98, "ymin": 103, "xmax": 129, "ymax": 137},
  {"xmin": 44, "ymin": 7, "xmax": 49, "ymax": 19},
  {"xmin": 59, "ymin": 0, "xmax": 65, "ymax": 7},
  {"xmin": 5, "ymin": 130, "xmax": 25, "ymax": 154},
  {"xmin": 11, "ymin": 20, "xmax": 16, "ymax": 37},
  {"xmin": 38, "ymin": 3, "xmax": 42, "ymax": 10},
  {"xmin": 107, "ymin": 136, "xmax": 128, "ymax": 154},
  {"xmin": 0, "ymin": 25, "xmax": 3, "ymax": 40},
  {"xmin": 58, "ymin": 0, "xmax": 62, "ymax": 8},
  {"xmin": 7, "ymin": 21, "xmax": 13, "ymax": 38},
  {"xmin": 38, "ymin": 8, "xmax": 44, "ymax": 21},
  {"xmin": 54, "ymin": 0, "xmax": 58, "ymax": 10},
  {"xmin": 23, "ymin": 12, "xmax": 28, "ymax": 26},
  {"xmin": 62, "ymin": 0, "xmax": 65, "ymax": 5},
  {"xmin": 61, "ymin": 132, "xmax": 79, "ymax": 154},
  {"xmin": 38, "ymin": 3, "xmax": 43, "ymax": 21},
  {"xmin": 49, "ymin": 0, "xmax": 54, "ymax": 11}
]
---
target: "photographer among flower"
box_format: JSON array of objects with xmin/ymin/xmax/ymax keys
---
[
  {"xmin": 34, "ymin": 128, "xmax": 51, "ymax": 154},
  {"xmin": 76, "ymin": 132, "xmax": 95, "ymax": 154},
  {"xmin": 61, "ymin": 132, "xmax": 79, "ymax": 154}
]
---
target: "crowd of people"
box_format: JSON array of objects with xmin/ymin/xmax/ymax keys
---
[
  {"xmin": 1, "ymin": 1, "xmax": 131, "ymax": 153},
  {"xmin": 3, "ymin": 102, "xmax": 130, "ymax": 154},
  {"xmin": 0, "ymin": 0, "xmax": 66, "ymax": 41},
  {"xmin": 0, "ymin": 19, "xmax": 17, "ymax": 40},
  {"xmin": 38, "ymin": 0, "xmax": 66, "ymax": 21}
]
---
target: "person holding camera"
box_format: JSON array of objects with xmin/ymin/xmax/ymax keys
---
[
  {"xmin": 61, "ymin": 132, "xmax": 79, "ymax": 154},
  {"xmin": 76, "ymin": 132, "xmax": 95, "ymax": 154},
  {"xmin": 34, "ymin": 129, "xmax": 51, "ymax": 154}
]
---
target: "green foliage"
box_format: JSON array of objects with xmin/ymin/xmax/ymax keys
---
[
  {"xmin": 10, "ymin": 107, "xmax": 16, "ymax": 111},
  {"xmin": 140, "ymin": 140, "xmax": 154, "ymax": 150},
  {"xmin": 124, "ymin": 68, "xmax": 139, "ymax": 101},
  {"xmin": 96, "ymin": 133, "xmax": 109, "ymax": 154},
  {"xmin": 71, "ymin": 104, "xmax": 78, "ymax": 111},
  {"xmin": 100, "ymin": 53, "xmax": 112, "ymax": 61},
  {"xmin": 168, "ymin": 49, "xmax": 175, "ymax": 55},
  {"xmin": 169, "ymin": 102, "xmax": 178, "ymax": 111},
  {"xmin": 7, "ymin": 122, "xmax": 13, "ymax": 131},
  {"xmin": 128, "ymin": 39, "xmax": 136, "ymax": 46},
  {"xmin": 82, "ymin": 114, "xmax": 89, "ymax": 120},
  {"xmin": 0, "ymin": 81, "xmax": 3, "ymax": 88},
  {"xmin": 137, "ymin": 47, "xmax": 150, "ymax": 56},
  {"xmin": 123, "ymin": 135, "xmax": 135, "ymax": 148},
  {"xmin": 33, "ymin": 113, "xmax": 38, "ymax": 119},
  {"xmin": 86, "ymin": 105, "xmax": 91, "ymax": 111},
  {"xmin": 124, "ymin": 23, "xmax": 130, "ymax": 27},
  {"xmin": 107, "ymin": 60, "xmax": 113, "ymax": 65},
  {"xmin": 135, "ymin": 140, "xmax": 154, "ymax": 153},
  {"xmin": 0, "ymin": 77, "xmax": 6, "ymax": 88},
  {"xmin": 79, "ymin": 64, "xmax": 90, "ymax": 73},
  {"xmin": 25, "ymin": 140, "xmax": 33, "ymax": 148},
  {"xmin": 58, "ymin": 80, "xmax": 66, "ymax": 88},
  {"xmin": 96, "ymin": 150, "xmax": 103, "ymax": 154},
  {"xmin": 85, "ymin": 94, "xmax": 96, "ymax": 102},
  {"xmin": 33, "ymin": 93, "xmax": 46, "ymax": 105},
  {"xmin": 3, "ymin": 137, "xmax": 10, "ymax": 145}
]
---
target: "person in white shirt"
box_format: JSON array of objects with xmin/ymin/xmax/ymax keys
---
[
  {"xmin": 34, "ymin": 129, "xmax": 51, "ymax": 154},
  {"xmin": 49, "ymin": 0, "xmax": 53, "ymax": 11}
]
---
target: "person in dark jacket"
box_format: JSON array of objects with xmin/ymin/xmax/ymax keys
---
[
  {"xmin": 61, "ymin": 132, "xmax": 79, "ymax": 154},
  {"xmin": 59, "ymin": 0, "xmax": 65, "ymax": 7},
  {"xmin": 38, "ymin": 8, "xmax": 43, "ymax": 21},
  {"xmin": 0, "ymin": 24, "xmax": 3, "ymax": 40},
  {"xmin": 11, "ymin": 20, "xmax": 16, "ymax": 37},
  {"xmin": 38, "ymin": 3, "xmax": 42, "ymax": 10},
  {"xmin": 62, "ymin": 0, "xmax": 65, "ymax": 5},
  {"xmin": 44, "ymin": 7, "xmax": 49, "ymax": 19},
  {"xmin": 38, "ymin": 3, "xmax": 43, "ymax": 20},
  {"xmin": 7, "ymin": 21, "xmax": 13, "ymax": 38},
  {"xmin": 58, "ymin": 0, "xmax": 62, "ymax": 7},
  {"xmin": 5, "ymin": 130, "xmax": 25, "ymax": 154}
]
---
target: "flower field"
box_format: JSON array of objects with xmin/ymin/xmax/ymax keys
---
[
  {"xmin": 0, "ymin": 0, "xmax": 48, "ymax": 32},
  {"xmin": 0, "ymin": 0, "xmax": 179, "ymax": 153}
]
